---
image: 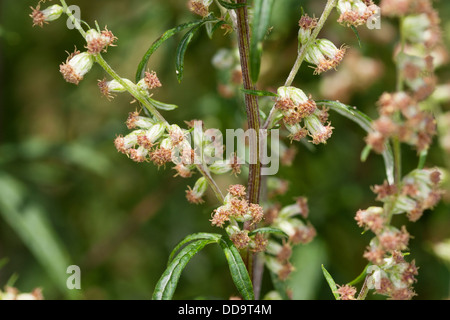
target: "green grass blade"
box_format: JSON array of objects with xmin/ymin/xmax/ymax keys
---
[{"xmin": 175, "ymin": 24, "xmax": 204, "ymax": 83}]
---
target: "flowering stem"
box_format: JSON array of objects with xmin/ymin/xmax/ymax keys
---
[
  {"xmin": 59, "ymin": 0, "xmax": 227, "ymax": 204},
  {"xmin": 234, "ymin": 0, "xmax": 263, "ymax": 295},
  {"xmin": 263, "ymin": 0, "xmax": 337, "ymax": 130},
  {"xmin": 60, "ymin": 0, "xmax": 86, "ymax": 38},
  {"xmin": 357, "ymin": 275, "xmax": 371, "ymax": 300},
  {"xmin": 284, "ymin": 0, "xmax": 337, "ymax": 87}
]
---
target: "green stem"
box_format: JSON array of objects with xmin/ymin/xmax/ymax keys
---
[
  {"xmin": 284, "ymin": 0, "xmax": 337, "ymax": 87},
  {"xmin": 60, "ymin": 0, "xmax": 86, "ymax": 38}
]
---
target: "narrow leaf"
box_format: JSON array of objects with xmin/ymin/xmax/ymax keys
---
[
  {"xmin": 217, "ymin": 0, "xmax": 247, "ymax": 9},
  {"xmin": 136, "ymin": 20, "xmax": 206, "ymax": 82},
  {"xmin": 153, "ymin": 239, "xmax": 215, "ymax": 300},
  {"xmin": 147, "ymin": 97, "xmax": 178, "ymax": 111},
  {"xmin": 241, "ymin": 88, "xmax": 277, "ymax": 97},
  {"xmin": 250, "ymin": 0, "xmax": 274, "ymax": 83},
  {"xmin": 176, "ymin": 24, "xmax": 205, "ymax": 83},
  {"xmin": 316, "ymin": 100, "xmax": 395, "ymax": 185},
  {"xmin": 360, "ymin": 144, "xmax": 372, "ymax": 162},
  {"xmin": 248, "ymin": 227, "xmax": 288, "ymax": 238},
  {"xmin": 347, "ymin": 263, "xmax": 370, "ymax": 286},
  {"xmin": 350, "ymin": 25, "xmax": 362, "ymax": 48},
  {"xmin": 321, "ymin": 264, "xmax": 340, "ymax": 300},
  {"xmin": 219, "ymin": 238, "xmax": 254, "ymax": 300},
  {"xmin": 269, "ymin": 271, "xmax": 290, "ymax": 300},
  {"xmin": 168, "ymin": 233, "xmax": 222, "ymax": 264}
]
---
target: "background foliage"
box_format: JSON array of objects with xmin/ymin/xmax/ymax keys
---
[{"xmin": 0, "ymin": 0, "xmax": 449, "ymax": 299}]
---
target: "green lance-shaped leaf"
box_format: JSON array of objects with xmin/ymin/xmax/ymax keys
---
[
  {"xmin": 248, "ymin": 227, "xmax": 288, "ymax": 238},
  {"xmin": 250, "ymin": 0, "xmax": 274, "ymax": 83},
  {"xmin": 168, "ymin": 232, "xmax": 222, "ymax": 264},
  {"xmin": 153, "ymin": 239, "xmax": 216, "ymax": 300},
  {"xmin": 347, "ymin": 263, "xmax": 370, "ymax": 286},
  {"xmin": 350, "ymin": 25, "xmax": 362, "ymax": 48},
  {"xmin": 316, "ymin": 100, "xmax": 395, "ymax": 185},
  {"xmin": 217, "ymin": 0, "xmax": 248, "ymax": 9},
  {"xmin": 219, "ymin": 238, "xmax": 255, "ymax": 300},
  {"xmin": 321, "ymin": 264, "xmax": 340, "ymax": 300},
  {"xmin": 147, "ymin": 97, "xmax": 178, "ymax": 111},
  {"xmin": 136, "ymin": 19, "xmax": 212, "ymax": 82},
  {"xmin": 175, "ymin": 23, "xmax": 205, "ymax": 83},
  {"xmin": 240, "ymin": 88, "xmax": 278, "ymax": 97}
]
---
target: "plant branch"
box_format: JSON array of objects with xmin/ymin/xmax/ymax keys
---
[
  {"xmin": 235, "ymin": 0, "xmax": 262, "ymax": 206},
  {"xmin": 60, "ymin": 0, "xmax": 226, "ymax": 204},
  {"xmin": 263, "ymin": 0, "xmax": 337, "ymax": 130}
]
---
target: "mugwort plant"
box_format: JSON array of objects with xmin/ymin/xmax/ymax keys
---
[{"xmin": 28, "ymin": 0, "xmax": 447, "ymax": 300}]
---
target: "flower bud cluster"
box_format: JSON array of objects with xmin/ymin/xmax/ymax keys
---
[
  {"xmin": 276, "ymin": 86, "xmax": 333, "ymax": 145},
  {"xmin": 211, "ymin": 185, "xmax": 264, "ymax": 228},
  {"xmin": 367, "ymin": 251, "xmax": 419, "ymax": 300},
  {"xmin": 336, "ymin": 0, "xmax": 380, "ymax": 27},
  {"xmin": 263, "ymin": 197, "xmax": 316, "ymax": 281},
  {"xmin": 373, "ymin": 168, "xmax": 443, "ymax": 222},
  {"xmin": 365, "ymin": 91, "xmax": 437, "ymax": 153},
  {"xmin": 59, "ymin": 27, "xmax": 117, "ymax": 85},
  {"xmin": 188, "ymin": 0, "xmax": 213, "ymax": 18},
  {"xmin": 298, "ymin": 15, "xmax": 347, "ymax": 74}
]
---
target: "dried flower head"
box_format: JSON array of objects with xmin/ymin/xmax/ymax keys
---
[{"xmin": 59, "ymin": 50, "xmax": 94, "ymax": 85}]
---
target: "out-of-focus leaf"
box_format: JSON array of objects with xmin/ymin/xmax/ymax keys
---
[
  {"xmin": 60, "ymin": 143, "xmax": 111, "ymax": 176},
  {"xmin": 287, "ymin": 239, "xmax": 327, "ymax": 299},
  {"xmin": 321, "ymin": 264, "xmax": 340, "ymax": 300},
  {"xmin": 317, "ymin": 100, "xmax": 395, "ymax": 185},
  {"xmin": 219, "ymin": 238, "xmax": 254, "ymax": 300},
  {"xmin": 240, "ymin": 88, "xmax": 277, "ymax": 97},
  {"xmin": 0, "ymin": 173, "xmax": 74, "ymax": 298},
  {"xmin": 350, "ymin": 25, "xmax": 362, "ymax": 48},
  {"xmin": 217, "ymin": 0, "xmax": 248, "ymax": 9},
  {"xmin": 250, "ymin": 0, "xmax": 274, "ymax": 83},
  {"xmin": 153, "ymin": 239, "xmax": 215, "ymax": 300},
  {"xmin": 269, "ymin": 270, "xmax": 290, "ymax": 300}
]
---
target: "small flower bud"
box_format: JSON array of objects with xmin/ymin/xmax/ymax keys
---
[
  {"xmin": 186, "ymin": 177, "xmax": 208, "ymax": 204},
  {"xmin": 189, "ymin": 0, "xmax": 213, "ymax": 17},
  {"xmin": 138, "ymin": 71, "xmax": 162, "ymax": 91},
  {"xmin": 209, "ymin": 160, "xmax": 232, "ymax": 175},
  {"xmin": 305, "ymin": 40, "xmax": 347, "ymax": 74},
  {"xmin": 60, "ymin": 51, "xmax": 94, "ymax": 85},
  {"xmin": 30, "ymin": 4, "xmax": 63, "ymax": 27},
  {"xmin": 265, "ymin": 256, "xmax": 294, "ymax": 281},
  {"xmin": 304, "ymin": 115, "xmax": 334, "ymax": 144},
  {"xmin": 126, "ymin": 111, "xmax": 155, "ymax": 130},
  {"xmin": 355, "ymin": 206, "xmax": 385, "ymax": 233},
  {"xmin": 279, "ymin": 197, "xmax": 309, "ymax": 220}
]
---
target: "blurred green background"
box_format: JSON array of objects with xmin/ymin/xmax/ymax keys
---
[{"xmin": 0, "ymin": 0, "xmax": 449, "ymax": 299}]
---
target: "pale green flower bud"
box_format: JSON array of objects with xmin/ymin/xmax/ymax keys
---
[
  {"xmin": 60, "ymin": 51, "xmax": 94, "ymax": 85},
  {"xmin": 277, "ymin": 86, "xmax": 309, "ymax": 106},
  {"xmin": 304, "ymin": 115, "xmax": 333, "ymax": 144},
  {"xmin": 30, "ymin": 4, "xmax": 63, "ymax": 27},
  {"xmin": 209, "ymin": 160, "xmax": 232, "ymax": 175}
]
